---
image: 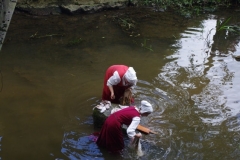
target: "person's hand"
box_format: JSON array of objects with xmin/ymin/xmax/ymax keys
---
[
  {"xmin": 111, "ymin": 92, "xmax": 115, "ymax": 99},
  {"xmin": 135, "ymin": 133, "xmax": 142, "ymax": 138},
  {"xmin": 108, "ymin": 86, "xmax": 115, "ymax": 99}
]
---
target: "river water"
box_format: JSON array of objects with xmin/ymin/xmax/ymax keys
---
[{"xmin": 0, "ymin": 7, "xmax": 240, "ymax": 160}]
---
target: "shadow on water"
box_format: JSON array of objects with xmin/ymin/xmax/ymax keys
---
[{"xmin": 1, "ymin": 6, "xmax": 240, "ymax": 160}]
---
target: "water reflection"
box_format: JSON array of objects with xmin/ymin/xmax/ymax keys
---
[
  {"xmin": 226, "ymin": 113, "xmax": 240, "ymax": 132},
  {"xmin": 61, "ymin": 131, "xmax": 103, "ymax": 160},
  {"xmin": 142, "ymin": 13, "xmax": 240, "ymax": 159}
]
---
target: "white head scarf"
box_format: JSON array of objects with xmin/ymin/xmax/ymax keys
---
[
  {"xmin": 139, "ymin": 100, "xmax": 153, "ymax": 114},
  {"xmin": 124, "ymin": 67, "xmax": 137, "ymax": 85}
]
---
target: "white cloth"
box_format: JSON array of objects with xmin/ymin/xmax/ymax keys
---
[
  {"xmin": 107, "ymin": 71, "xmax": 120, "ymax": 86},
  {"xmin": 127, "ymin": 107, "xmax": 140, "ymax": 138},
  {"xmin": 127, "ymin": 116, "xmax": 140, "ymax": 138},
  {"xmin": 107, "ymin": 71, "xmax": 131, "ymax": 86},
  {"xmin": 124, "ymin": 67, "xmax": 137, "ymax": 85},
  {"xmin": 139, "ymin": 100, "xmax": 153, "ymax": 114},
  {"xmin": 93, "ymin": 101, "xmax": 111, "ymax": 113}
]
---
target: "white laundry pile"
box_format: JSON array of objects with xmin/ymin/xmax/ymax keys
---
[
  {"xmin": 93, "ymin": 100, "xmax": 111, "ymax": 113},
  {"xmin": 93, "ymin": 101, "xmax": 129, "ymax": 114}
]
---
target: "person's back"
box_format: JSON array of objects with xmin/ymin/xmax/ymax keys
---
[
  {"xmin": 101, "ymin": 65, "xmax": 137, "ymax": 103},
  {"xmin": 113, "ymin": 106, "xmax": 140, "ymax": 125}
]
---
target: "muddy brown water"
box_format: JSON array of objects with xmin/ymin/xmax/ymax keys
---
[{"xmin": 0, "ymin": 7, "xmax": 240, "ymax": 160}]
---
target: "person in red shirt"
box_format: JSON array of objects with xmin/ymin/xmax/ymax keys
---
[
  {"xmin": 96, "ymin": 100, "xmax": 153, "ymax": 153},
  {"xmin": 102, "ymin": 65, "xmax": 137, "ymax": 104}
]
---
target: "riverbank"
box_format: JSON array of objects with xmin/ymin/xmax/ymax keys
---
[{"xmin": 16, "ymin": 0, "xmax": 133, "ymax": 15}]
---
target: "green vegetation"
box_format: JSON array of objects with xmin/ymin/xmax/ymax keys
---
[
  {"xmin": 124, "ymin": 1, "xmax": 240, "ymax": 51},
  {"xmin": 133, "ymin": 0, "xmax": 240, "ymax": 17},
  {"xmin": 216, "ymin": 17, "xmax": 240, "ymax": 34},
  {"xmin": 119, "ymin": 18, "xmax": 135, "ymax": 30},
  {"xmin": 141, "ymin": 38, "xmax": 153, "ymax": 51},
  {"xmin": 66, "ymin": 38, "xmax": 84, "ymax": 46}
]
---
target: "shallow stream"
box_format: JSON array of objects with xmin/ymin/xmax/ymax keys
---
[{"xmin": 0, "ymin": 7, "xmax": 240, "ymax": 160}]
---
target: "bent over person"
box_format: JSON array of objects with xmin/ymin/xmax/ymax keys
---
[
  {"xmin": 96, "ymin": 100, "xmax": 153, "ymax": 153},
  {"xmin": 102, "ymin": 65, "xmax": 137, "ymax": 104}
]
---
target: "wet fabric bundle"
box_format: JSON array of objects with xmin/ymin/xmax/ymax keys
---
[{"xmin": 93, "ymin": 100, "xmax": 111, "ymax": 113}]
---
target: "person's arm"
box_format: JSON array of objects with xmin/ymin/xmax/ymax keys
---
[
  {"xmin": 107, "ymin": 71, "xmax": 121, "ymax": 99},
  {"xmin": 108, "ymin": 85, "xmax": 115, "ymax": 99},
  {"xmin": 127, "ymin": 117, "xmax": 141, "ymax": 139}
]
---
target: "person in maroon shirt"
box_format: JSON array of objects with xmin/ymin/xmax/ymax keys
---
[
  {"xmin": 96, "ymin": 100, "xmax": 153, "ymax": 153},
  {"xmin": 102, "ymin": 65, "xmax": 137, "ymax": 104}
]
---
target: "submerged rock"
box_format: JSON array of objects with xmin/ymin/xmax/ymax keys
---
[
  {"xmin": 92, "ymin": 103, "xmax": 119, "ymax": 128},
  {"xmin": 92, "ymin": 107, "xmax": 108, "ymax": 128}
]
